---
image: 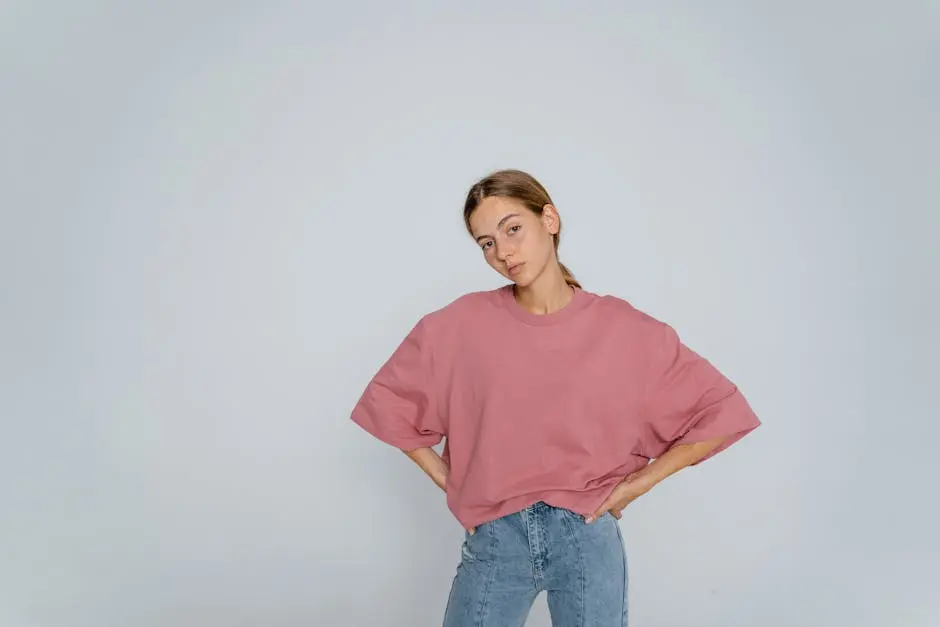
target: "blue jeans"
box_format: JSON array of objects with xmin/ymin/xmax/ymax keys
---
[{"xmin": 443, "ymin": 501, "xmax": 628, "ymax": 626}]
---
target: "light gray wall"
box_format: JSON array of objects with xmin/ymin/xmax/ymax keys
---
[{"xmin": 2, "ymin": 2, "xmax": 937, "ymax": 626}]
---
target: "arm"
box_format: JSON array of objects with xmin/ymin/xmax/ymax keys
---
[
  {"xmin": 403, "ymin": 446, "xmax": 477, "ymax": 533},
  {"xmin": 585, "ymin": 435, "xmax": 727, "ymax": 523},
  {"xmin": 633, "ymin": 434, "xmax": 728, "ymax": 486},
  {"xmin": 350, "ymin": 317, "xmax": 446, "ymax": 451},
  {"xmin": 403, "ymin": 446, "xmax": 449, "ymax": 492},
  {"xmin": 584, "ymin": 318, "xmax": 760, "ymax": 523}
]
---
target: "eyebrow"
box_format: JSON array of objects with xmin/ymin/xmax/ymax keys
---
[{"xmin": 474, "ymin": 213, "xmax": 520, "ymax": 242}]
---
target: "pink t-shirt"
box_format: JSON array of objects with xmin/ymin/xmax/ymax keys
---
[{"xmin": 350, "ymin": 285, "xmax": 760, "ymax": 529}]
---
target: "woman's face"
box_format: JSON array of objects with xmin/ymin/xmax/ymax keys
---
[{"xmin": 468, "ymin": 196, "xmax": 560, "ymax": 287}]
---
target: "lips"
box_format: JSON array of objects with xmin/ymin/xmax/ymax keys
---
[{"xmin": 508, "ymin": 262, "xmax": 525, "ymax": 275}]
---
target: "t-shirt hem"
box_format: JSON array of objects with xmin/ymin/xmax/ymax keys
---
[{"xmin": 453, "ymin": 483, "xmax": 622, "ymax": 529}]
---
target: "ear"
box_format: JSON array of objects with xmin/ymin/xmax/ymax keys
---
[{"xmin": 541, "ymin": 204, "xmax": 561, "ymax": 235}]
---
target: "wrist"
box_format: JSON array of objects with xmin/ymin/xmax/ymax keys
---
[{"xmin": 627, "ymin": 466, "xmax": 662, "ymax": 491}]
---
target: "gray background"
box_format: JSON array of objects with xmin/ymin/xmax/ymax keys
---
[{"xmin": 2, "ymin": 1, "xmax": 937, "ymax": 626}]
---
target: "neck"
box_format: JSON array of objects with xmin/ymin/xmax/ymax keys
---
[{"xmin": 512, "ymin": 264, "xmax": 574, "ymax": 315}]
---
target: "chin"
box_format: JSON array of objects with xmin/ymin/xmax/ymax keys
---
[
  {"xmin": 495, "ymin": 261, "xmax": 539, "ymax": 286},
  {"xmin": 506, "ymin": 270, "xmax": 535, "ymax": 287}
]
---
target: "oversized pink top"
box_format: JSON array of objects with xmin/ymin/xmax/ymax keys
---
[{"xmin": 350, "ymin": 285, "xmax": 760, "ymax": 529}]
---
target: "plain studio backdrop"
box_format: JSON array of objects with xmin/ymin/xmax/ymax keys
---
[{"xmin": 1, "ymin": 1, "xmax": 937, "ymax": 626}]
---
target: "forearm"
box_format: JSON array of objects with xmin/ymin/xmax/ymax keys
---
[
  {"xmin": 632, "ymin": 435, "xmax": 727, "ymax": 486},
  {"xmin": 403, "ymin": 446, "xmax": 449, "ymax": 491}
]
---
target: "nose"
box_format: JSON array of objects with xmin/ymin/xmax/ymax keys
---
[{"xmin": 495, "ymin": 240, "xmax": 514, "ymax": 262}]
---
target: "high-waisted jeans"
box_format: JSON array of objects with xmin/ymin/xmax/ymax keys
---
[{"xmin": 443, "ymin": 501, "xmax": 628, "ymax": 626}]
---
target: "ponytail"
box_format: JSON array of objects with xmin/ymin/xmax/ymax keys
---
[{"xmin": 559, "ymin": 262, "xmax": 581, "ymax": 289}]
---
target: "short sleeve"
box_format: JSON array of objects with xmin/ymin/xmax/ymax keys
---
[
  {"xmin": 639, "ymin": 321, "xmax": 760, "ymax": 464},
  {"xmin": 350, "ymin": 317, "xmax": 445, "ymax": 451}
]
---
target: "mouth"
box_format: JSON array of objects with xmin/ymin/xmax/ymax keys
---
[{"xmin": 507, "ymin": 262, "xmax": 526, "ymax": 276}]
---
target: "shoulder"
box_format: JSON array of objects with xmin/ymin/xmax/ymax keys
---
[
  {"xmin": 416, "ymin": 287, "xmax": 503, "ymax": 331},
  {"xmin": 585, "ymin": 292, "xmax": 682, "ymax": 354},
  {"xmin": 441, "ymin": 288, "xmax": 502, "ymax": 314},
  {"xmin": 591, "ymin": 292, "xmax": 667, "ymax": 330},
  {"xmin": 587, "ymin": 293, "xmax": 684, "ymax": 373}
]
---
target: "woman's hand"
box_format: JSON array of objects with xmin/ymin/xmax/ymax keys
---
[
  {"xmin": 584, "ymin": 436, "xmax": 730, "ymax": 523},
  {"xmin": 585, "ymin": 470, "xmax": 656, "ymax": 523}
]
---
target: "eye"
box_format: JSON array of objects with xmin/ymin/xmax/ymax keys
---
[
  {"xmin": 508, "ymin": 225, "xmax": 522, "ymax": 234},
  {"xmin": 481, "ymin": 240, "xmax": 494, "ymax": 251}
]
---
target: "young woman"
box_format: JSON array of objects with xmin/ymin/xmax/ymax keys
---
[{"xmin": 350, "ymin": 169, "xmax": 761, "ymax": 626}]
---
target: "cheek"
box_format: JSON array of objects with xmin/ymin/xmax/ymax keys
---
[
  {"xmin": 482, "ymin": 248, "xmax": 501, "ymax": 268},
  {"xmin": 515, "ymin": 229, "xmax": 537, "ymax": 252},
  {"xmin": 521, "ymin": 229, "xmax": 553, "ymax": 260}
]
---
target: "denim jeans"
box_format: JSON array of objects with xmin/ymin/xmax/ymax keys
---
[{"xmin": 443, "ymin": 501, "xmax": 628, "ymax": 626}]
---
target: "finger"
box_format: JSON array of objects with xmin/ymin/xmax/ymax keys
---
[
  {"xmin": 585, "ymin": 503, "xmax": 610, "ymax": 524},
  {"xmin": 468, "ymin": 527, "xmax": 476, "ymax": 535},
  {"xmin": 611, "ymin": 508, "xmax": 622, "ymax": 519}
]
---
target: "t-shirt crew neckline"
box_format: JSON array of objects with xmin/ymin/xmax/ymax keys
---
[{"xmin": 496, "ymin": 283, "xmax": 592, "ymax": 327}]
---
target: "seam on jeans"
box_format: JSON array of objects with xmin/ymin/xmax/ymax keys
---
[
  {"xmin": 614, "ymin": 521, "xmax": 627, "ymax": 626},
  {"xmin": 473, "ymin": 520, "xmax": 499, "ymax": 626},
  {"xmin": 559, "ymin": 511, "xmax": 585, "ymax": 627}
]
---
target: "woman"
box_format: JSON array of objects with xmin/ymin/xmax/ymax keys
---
[{"xmin": 350, "ymin": 169, "xmax": 761, "ymax": 626}]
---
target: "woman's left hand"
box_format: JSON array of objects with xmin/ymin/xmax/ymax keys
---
[{"xmin": 584, "ymin": 471, "xmax": 657, "ymax": 523}]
